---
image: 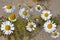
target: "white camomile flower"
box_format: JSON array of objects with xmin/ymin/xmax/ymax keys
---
[
  {"xmin": 3, "ymin": 4, "xmax": 15, "ymax": 13},
  {"xmin": 8, "ymin": 13, "xmax": 16, "ymax": 22},
  {"xmin": 19, "ymin": 8, "xmax": 30, "ymax": 19},
  {"xmin": 43, "ymin": 20, "xmax": 56, "ymax": 33},
  {"xmin": 1, "ymin": 21, "xmax": 14, "ymax": 35},
  {"xmin": 41, "ymin": 10, "xmax": 52, "ymax": 21},
  {"xmin": 26, "ymin": 22, "xmax": 36, "ymax": 32},
  {"xmin": 51, "ymin": 31, "xmax": 60, "ymax": 38},
  {"xmin": 35, "ymin": 5, "xmax": 42, "ymax": 12}
]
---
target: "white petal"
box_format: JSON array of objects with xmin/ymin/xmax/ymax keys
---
[
  {"xmin": 10, "ymin": 24, "xmax": 14, "ymax": 27},
  {"xmin": 11, "ymin": 27, "xmax": 14, "ymax": 30},
  {"xmin": 1, "ymin": 27, "xmax": 4, "ymax": 30},
  {"xmin": 32, "ymin": 28, "xmax": 35, "ymax": 30},
  {"xmin": 4, "ymin": 31, "xmax": 9, "ymax": 35},
  {"xmin": 26, "ymin": 27, "xmax": 32, "ymax": 32}
]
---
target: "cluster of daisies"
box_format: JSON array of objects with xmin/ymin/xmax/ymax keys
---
[
  {"xmin": 0, "ymin": 4, "xmax": 60, "ymax": 38},
  {"xmin": 1, "ymin": 4, "xmax": 16, "ymax": 35},
  {"xmin": 41, "ymin": 8, "xmax": 60, "ymax": 38}
]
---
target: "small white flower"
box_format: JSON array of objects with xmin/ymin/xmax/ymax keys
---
[
  {"xmin": 43, "ymin": 20, "xmax": 56, "ymax": 33},
  {"xmin": 3, "ymin": 4, "xmax": 15, "ymax": 13},
  {"xmin": 35, "ymin": 5, "xmax": 42, "ymax": 12},
  {"xmin": 51, "ymin": 31, "xmax": 60, "ymax": 38},
  {"xmin": 1, "ymin": 21, "xmax": 14, "ymax": 35},
  {"xmin": 26, "ymin": 22, "xmax": 36, "ymax": 32},
  {"xmin": 19, "ymin": 8, "xmax": 30, "ymax": 19},
  {"xmin": 41, "ymin": 10, "xmax": 52, "ymax": 21},
  {"xmin": 8, "ymin": 13, "xmax": 16, "ymax": 22}
]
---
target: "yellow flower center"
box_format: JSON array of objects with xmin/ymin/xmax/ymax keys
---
[
  {"xmin": 37, "ymin": 6, "xmax": 40, "ymax": 10},
  {"xmin": 9, "ymin": 13, "xmax": 15, "ymax": 20},
  {"xmin": 22, "ymin": 11, "xmax": 27, "ymax": 16},
  {"xmin": 5, "ymin": 25, "xmax": 10, "ymax": 30},
  {"xmin": 53, "ymin": 32, "xmax": 57, "ymax": 36},
  {"xmin": 44, "ymin": 13, "xmax": 48, "ymax": 17},
  {"xmin": 47, "ymin": 24, "xmax": 52, "ymax": 29},
  {"xmin": 29, "ymin": 24, "xmax": 33, "ymax": 28},
  {"xmin": 6, "ymin": 5, "xmax": 12, "ymax": 9}
]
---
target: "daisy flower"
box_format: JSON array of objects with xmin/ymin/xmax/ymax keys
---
[
  {"xmin": 26, "ymin": 22, "xmax": 36, "ymax": 32},
  {"xmin": 41, "ymin": 10, "xmax": 52, "ymax": 21},
  {"xmin": 43, "ymin": 20, "xmax": 56, "ymax": 33},
  {"xmin": 3, "ymin": 4, "xmax": 15, "ymax": 13},
  {"xmin": 1, "ymin": 21, "xmax": 14, "ymax": 35},
  {"xmin": 19, "ymin": 8, "xmax": 30, "ymax": 19},
  {"xmin": 35, "ymin": 5, "xmax": 42, "ymax": 12},
  {"xmin": 51, "ymin": 31, "xmax": 60, "ymax": 38},
  {"xmin": 8, "ymin": 13, "xmax": 16, "ymax": 22}
]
